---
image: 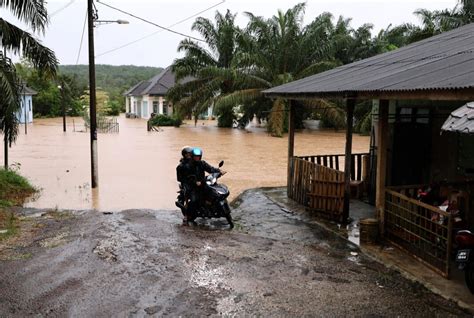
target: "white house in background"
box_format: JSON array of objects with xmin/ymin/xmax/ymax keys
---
[
  {"xmin": 17, "ymin": 86, "xmax": 36, "ymax": 124},
  {"xmin": 124, "ymin": 66, "xmax": 194, "ymax": 119}
]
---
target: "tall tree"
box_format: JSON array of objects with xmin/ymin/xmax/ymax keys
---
[
  {"xmin": 214, "ymin": 4, "xmax": 341, "ymax": 136},
  {"xmin": 0, "ymin": 0, "xmax": 58, "ymax": 168},
  {"xmin": 169, "ymin": 10, "xmax": 241, "ymax": 127},
  {"xmin": 437, "ymin": 0, "xmax": 474, "ymax": 30}
]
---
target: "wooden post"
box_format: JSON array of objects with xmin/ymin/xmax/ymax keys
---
[
  {"xmin": 343, "ymin": 99, "xmax": 355, "ymax": 222},
  {"xmin": 287, "ymin": 100, "xmax": 296, "ymax": 193},
  {"xmin": 376, "ymin": 100, "xmax": 389, "ymax": 234}
]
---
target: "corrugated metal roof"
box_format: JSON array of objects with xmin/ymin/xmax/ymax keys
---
[
  {"xmin": 441, "ymin": 102, "xmax": 474, "ymax": 133},
  {"xmin": 264, "ymin": 23, "xmax": 474, "ymax": 98},
  {"xmin": 124, "ymin": 67, "xmax": 194, "ymax": 96}
]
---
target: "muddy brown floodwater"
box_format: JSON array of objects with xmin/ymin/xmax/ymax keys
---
[{"xmin": 2, "ymin": 116, "xmax": 369, "ymax": 210}]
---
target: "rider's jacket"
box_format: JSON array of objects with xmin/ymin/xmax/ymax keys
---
[
  {"xmin": 176, "ymin": 158, "xmax": 194, "ymax": 187},
  {"xmin": 191, "ymin": 160, "xmax": 220, "ymax": 184}
]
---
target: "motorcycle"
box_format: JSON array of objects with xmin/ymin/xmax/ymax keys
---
[
  {"xmin": 175, "ymin": 161, "xmax": 233, "ymax": 228},
  {"xmin": 455, "ymin": 230, "xmax": 474, "ymax": 293}
]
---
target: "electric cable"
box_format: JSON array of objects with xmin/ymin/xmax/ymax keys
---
[
  {"xmin": 50, "ymin": 0, "xmax": 76, "ymax": 18},
  {"xmin": 96, "ymin": 0, "xmax": 225, "ymax": 59},
  {"xmin": 76, "ymin": 7, "xmax": 88, "ymax": 64},
  {"xmin": 96, "ymin": 0, "xmax": 205, "ymax": 42}
]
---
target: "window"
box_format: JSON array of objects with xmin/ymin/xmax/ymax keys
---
[
  {"xmin": 153, "ymin": 101, "xmax": 158, "ymax": 113},
  {"xmin": 28, "ymin": 100, "xmax": 31, "ymax": 111},
  {"xmin": 163, "ymin": 101, "xmax": 168, "ymax": 115},
  {"xmin": 396, "ymin": 107, "xmax": 430, "ymax": 124},
  {"xmin": 399, "ymin": 108, "xmax": 412, "ymax": 123},
  {"xmin": 416, "ymin": 108, "xmax": 430, "ymax": 124}
]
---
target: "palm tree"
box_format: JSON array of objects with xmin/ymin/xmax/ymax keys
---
[
  {"xmin": 213, "ymin": 4, "xmax": 342, "ymax": 136},
  {"xmin": 437, "ymin": 0, "xmax": 474, "ymax": 30},
  {"xmin": 1, "ymin": 0, "xmax": 58, "ymax": 168},
  {"xmin": 168, "ymin": 10, "xmax": 241, "ymax": 127}
]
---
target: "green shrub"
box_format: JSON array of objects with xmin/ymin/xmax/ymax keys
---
[{"xmin": 149, "ymin": 114, "xmax": 182, "ymax": 127}]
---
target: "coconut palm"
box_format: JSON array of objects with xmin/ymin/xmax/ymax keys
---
[{"xmin": 1, "ymin": 0, "xmax": 58, "ymax": 167}]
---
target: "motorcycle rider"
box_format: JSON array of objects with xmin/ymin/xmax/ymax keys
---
[
  {"xmin": 186, "ymin": 147, "xmax": 226, "ymax": 223},
  {"xmin": 176, "ymin": 146, "xmax": 194, "ymax": 223}
]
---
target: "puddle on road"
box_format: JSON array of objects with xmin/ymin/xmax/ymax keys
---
[{"xmin": 4, "ymin": 116, "xmax": 369, "ymax": 211}]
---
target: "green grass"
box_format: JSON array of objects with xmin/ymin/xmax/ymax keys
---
[
  {"xmin": 0, "ymin": 169, "xmax": 37, "ymax": 239},
  {"xmin": 0, "ymin": 209, "xmax": 18, "ymax": 240},
  {"xmin": 0, "ymin": 168, "xmax": 36, "ymax": 207}
]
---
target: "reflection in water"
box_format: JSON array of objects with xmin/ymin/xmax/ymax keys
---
[{"xmin": 2, "ymin": 115, "xmax": 369, "ymax": 210}]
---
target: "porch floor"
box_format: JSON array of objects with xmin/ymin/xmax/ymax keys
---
[{"xmin": 261, "ymin": 187, "xmax": 474, "ymax": 313}]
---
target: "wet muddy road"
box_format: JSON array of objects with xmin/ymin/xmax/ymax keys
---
[
  {"xmin": 0, "ymin": 189, "xmax": 467, "ymax": 317},
  {"xmin": 3, "ymin": 116, "xmax": 369, "ymax": 210}
]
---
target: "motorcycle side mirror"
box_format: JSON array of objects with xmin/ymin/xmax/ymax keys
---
[{"xmin": 219, "ymin": 160, "xmax": 224, "ymax": 167}]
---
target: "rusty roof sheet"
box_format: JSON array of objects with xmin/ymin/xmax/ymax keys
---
[
  {"xmin": 264, "ymin": 23, "xmax": 474, "ymax": 98},
  {"xmin": 441, "ymin": 102, "xmax": 474, "ymax": 134}
]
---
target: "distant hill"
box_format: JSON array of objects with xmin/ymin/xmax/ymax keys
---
[{"xmin": 59, "ymin": 64, "xmax": 164, "ymax": 94}]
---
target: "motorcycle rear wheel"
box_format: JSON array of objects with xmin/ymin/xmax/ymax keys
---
[{"xmin": 465, "ymin": 262, "xmax": 474, "ymax": 294}]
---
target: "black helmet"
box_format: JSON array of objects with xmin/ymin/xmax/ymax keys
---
[{"xmin": 181, "ymin": 146, "xmax": 193, "ymax": 157}]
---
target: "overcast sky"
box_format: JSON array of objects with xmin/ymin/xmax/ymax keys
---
[{"xmin": 5, "ymin": 0, "xmax": 459, "ymax": 68}]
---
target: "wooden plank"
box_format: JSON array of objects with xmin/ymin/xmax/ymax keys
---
[
  {"xmin": 376, "ymin": 100, "xmax": 389, "ymax": 235},
  {"xmin": 356, "ymin": 154, "xmax": 362, "ymax": 181},
  {"xmin": 351, "ymin": 154, "xmax": 356, "ymax": 181},
  {"xmin": 343, "ymin": 99, "xmax": 355, "ymax": 222},
  {"xmin": 287, "ymin": 101, "xmax": 296, "ymax": 189}
]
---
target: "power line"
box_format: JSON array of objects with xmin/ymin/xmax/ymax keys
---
[
  {"xmin": 96, "ymin": 0, "xmax": 225, "ymax": 59},
  {"xmin": 96, "ymin": 0, "xmax": 205, "ymax": 43},
  {"xmin": 50, "ymin": 0, "xmax": 76, "ymax": 18},
  {"xmin": 76, "ymin": 7, "xmax": 88, "ymax": 64}
]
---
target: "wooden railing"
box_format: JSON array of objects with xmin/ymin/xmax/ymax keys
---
[
  {"xmin": 297, "ymin": 153, "xmax": 369, "ymax": 181},
  {"xmin": 288, "ymin": 157, "xmax": 345, "ymax": 222},
  {"xmin": 385, "ymin": 189, "xmax": 453, "ymax": 277},
  {"xmin": 288, "ymin": 157, "xmax": 313, "ymax": 206}
]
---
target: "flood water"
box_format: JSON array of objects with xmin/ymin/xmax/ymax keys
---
[{"xmin": 2, "ymin": 116, "xmax": 369, "ymax": 210}]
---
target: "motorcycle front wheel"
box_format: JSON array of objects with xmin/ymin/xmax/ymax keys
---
[
  {"xmin": 223, "ymin": 201, "xmax": 233, "ymax": 229},
  {"xmin": 465, "ymin": 262, "xmax": 474, "ymax": 294}
]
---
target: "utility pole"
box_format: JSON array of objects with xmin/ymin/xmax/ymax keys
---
[
  {"xmin": 58, "ymin": 83, "xmax": 66, "ymax": 132},
  {"xmin": 88, "ymin": 0, "xmax": 98, "ymax": 188}
]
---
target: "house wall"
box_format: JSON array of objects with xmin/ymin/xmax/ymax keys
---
[
  {"xmin": 148, "ymin": 96, "xmax": 174, "ymax": 116},
  {"xmin": 128, "ymin": 94, "xmax": 176, "ymax": 119},
  {"xmin": 378, "ymin": 99, "xmax": 472, "ymax": 186},
  {"xmin": 17, "ymin": 95, "xmax": 33, "ymax": 124},
  {"xmin": 129, "ymin": 96, "xmax": 141, "ymax": 115},
  {"xmin": 125, "ymin": 97, "xmax": 130, "ymax": 113}
]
